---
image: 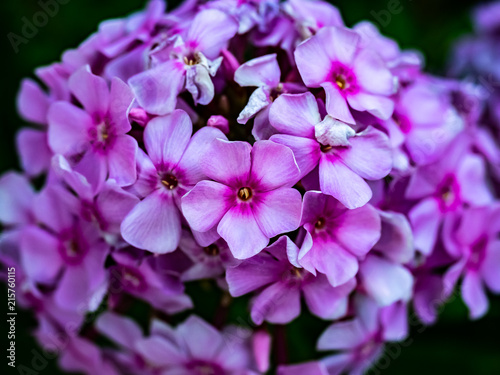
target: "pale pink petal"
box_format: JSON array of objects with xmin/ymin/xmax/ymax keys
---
[
  {"xmin": 69, "ymin": 67, "xmax": 110, "ymax": 117},
  {"xmin": 268, "ymin": 92, "xmax": 319, "ymax": 137},
  {"xmin": 270, "ymin": 134, "xmax": 321, "ymax": 179},
  {"xmin": 107, "ymin": 135, "xmax": 138, "ymax": 186},
  {"xmin": 121, "ymin": 190, "xmax": 181, "ymax": 254},
  {"xmin": 234, "ymin": 54, "xmax": 281, "ymax": 88},
  {"xmin": 182, "ymin": 180, "xmax": 235, "ymax": 232},
  {"xmin": 322, "ymin": 82, "xmax": 355, "ymax": 124}
]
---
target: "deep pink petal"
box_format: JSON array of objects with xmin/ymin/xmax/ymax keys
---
[
  {"xmin": 0, "ymin": 172, "xmax": 35, "ymax": 225},
  {"xmin": 16, "ymin": 129, "xmax": 51, "ymax": 177},
  {"xmin": 303, "ymin": 276, "xmax": 355, "ymax": 320},
  {"xmin": 17, "ymin": 79, "xmax": 51, "ymax": 124}
]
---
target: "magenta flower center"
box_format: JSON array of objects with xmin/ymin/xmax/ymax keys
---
[
  {"xmin": 237, "ymin": 187, "xmax": 252, "ymax": 201},
  {"xmin": 468, "ymin": 236, "xmax": 487, "ymax": 271},
  {"xmin": 161, "ymin": 174, "xmax": 179, "ymax": 190},
  {"xmin": 315, "ymin": 217, "xmax": 326, "ymax": 230},
  {"xmin": 115, "ymin": 265, "xmax": 146, "ymax": 291},
  {"xmin": 203, "ymin": 244, "xmax": 220, "ymax": 256},
  {"xmin": 60, "ymin": 239, "xmax": 87, "ymax": 265},
  {"xmin": 330, "ymin": 63, "xmax": 358, "ymax": 95}
]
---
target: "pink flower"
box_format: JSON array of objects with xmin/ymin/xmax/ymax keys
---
[
  {"xmin": 294, "ymin": 26, "xmax": 396, "ymax": 123},
  {"xmin": 182, "ymin": 139, "xmax": 302, "ymax": 259},
  {"xmin": 121, "ymin": 109, "xmax": 226, "ymax": 253},
  {"xmin": 47, "ymin": 67, "xmax": 137, "ymax": 189},
  {"xmin": 270, "ymin": 92, "xmax": 392, "ymax": 209}
]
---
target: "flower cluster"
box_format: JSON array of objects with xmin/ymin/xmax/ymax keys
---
[{"xmin": 1, "ymin": 0, "xmax": 499, "ymax": 374}]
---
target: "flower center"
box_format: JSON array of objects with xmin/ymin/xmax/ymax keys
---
[
  {"xmin": 335, "ymin": 74, "xmax": 347, "ymax": 90},
  {"xmin": 320, "ymin": 144, "xmax": 333, "ymax": 153},
  {"xmin": 66, "ymin": 240, "xmax": 80, "ymax": 258},
  {"xmin": 238, "ymin": 187, "xmax": 252, "ymax": 201},
  {"xmin": 315, "ymin": 217, "xmax": 326, "ymax": 229},
  {"xmin": 290, "ymin": 267, "xmax": 303, "ymax": 279},
  {"xmin": 203, "ymin": 244, "xmax": 220, "ymax": 256},
  {"xmin": 161, "ymin": 174, "xmax": 178, "ymax": 190}
]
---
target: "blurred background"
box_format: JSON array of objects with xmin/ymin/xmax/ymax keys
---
[{"xmin": 1, "ymin": 0, "xmax": 499, "ymax": 374}]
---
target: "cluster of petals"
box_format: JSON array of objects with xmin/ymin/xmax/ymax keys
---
[{"xmin": 1, "ymin": 0, "xmax": 500, "ymax": 374}]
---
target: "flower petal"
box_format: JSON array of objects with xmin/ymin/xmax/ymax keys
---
[
  {"xmin": 269, "ymin": 92, "xmax": 319, "ymax": 137},
  {"xmin": 121, "ymin": 190, "xmax": 181, "ymax": 254}
]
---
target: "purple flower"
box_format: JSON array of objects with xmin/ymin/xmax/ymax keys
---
[
  {"xmin": 294, "ymin": 26, "xmax": 396, "ymax": 123},
  {"xmin": 20, "ymin": 183, "xmax": 109, "ymax": 312},
  {"xmin": 121, "ymin": 109, "xmax": 226, "ymax": 253},
  {"xmin": 226, "ymin": 236, "xmax": 356, "ymax": 324},
  {"xmin": 108, "ymin": 247, "xmax": 193, "ymax": 315},
  {"xmin": 406, "ymin": 135, "xmax": 493, "ymax": 255},
  {"xmin": 269, "ymin": 92, "xmax": 392, "ymax": 209},
  {"xmin": 129, "ymin": 9, "xmax": 238, "ymax": 114},
  {"xmin": 442, "ymin": 204, "xmax": 500, "ymax": 319},
  {"xmin": 182, "ymin": 139, "xmax": 302, "ymax": 259},
  {"xmin": 48, "ymin": 66, "xmax": 137, "ymax": 189},
  {"xmin": 290, "ymin": 191, "xmax": 381, "ymax": 287},
  {"xmin": 318, "ymin": 296, "xmax": 408, "ymax": 375},
  {"xmin": 134, "ymin": 315, "xmax": 258, "ymax": 375}
]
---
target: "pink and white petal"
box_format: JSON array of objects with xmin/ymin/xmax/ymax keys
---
[
  {"xmin": 250, "ymin": 141, "xmax": 301, "ymax": 190},
  {"xmin": 251, "ymin": 282, "xmax": 301, "ymax": 325},
  {"xmin": 182, "ymin": 180, "xmax": 235, "ymax": 232},
  {"xmin": 347, "ymin": 92, "xmax": 394, "ymax": 120},
  {"xmin": 408, "ymin": 197, "xmax": 442, "ymax": 256},
  {"xmin": 47, "ymin": 102, "xmax": 93, "ymax": 155},
  {"xmin": 322, "ymin": 82, "xmax": 355, "ymax": 124},
  {"xmin": 69, "ymin": 67, "xmax": 110, "ymax": 117},
  {"xmin": 217, "ymin": 204, "xmax": 269, "ymax": 259},
  {"xmin": 144, "ymin": 109, "xmax": 192, "ymax": 168},
  {"xmin": 185, "ymin": 63, "xmax": 215, "ymax": 106},
  {"xmin": 334, "ymin": 203, "xmax": 381, "ymax": 257},
  {"xmin": 317, "ymin": 319, "xmax": 367, "ymax": 350},
  {"xmin": 20, "ymin": 226, "xmax": 62, "ymax": 283},
  {"xmin": 234, "ymin": 54, "xmax": 281, "ymax": 88},
  {"xmin": 319, "ymin": 155, "xmax": 372, "ymax": 209},
  {"xmin": 253, "ymin": 188, "xmax": 302, "ymax": 238},
  {"xmin": 457, "ymin": 153, "xmax": 493, "ymax": 206},
  {"xmin": 270, "ymin": 134, "xmax": 321, "ymax": 178},
  {"xmin": 201, "ymin": 139, "xmax": 251, "ymax": 186},
  {"xmin": 121, "ymin": 190, "xmax": 181, "ymax": 254},
  {"xmin": 481, "ymin": 240, "xmax": 500, "ymax": 293},
  {"xmin": 0, "ymin": 172, "xmax": 35, "ymax": 225},
  {"xmin": 17, "ymin": 79, "xmax": 51, "ymax": 124},
  {"xmin": 461, "ymin": 272, "xmax": 489, "ymax": 319},
  {"xmin": 353, "ymin": 49, "xmax": 395, "ymax": 95},
  {"xmin": 16, "ymin": 129, "xmax": 52, "ymax": 177},
  {"xmin": 335, "ymin": 127, "xmax": 392, "ymax": 180},
  {"xmin": 107, "ymin": 135, "xmax": 138, "ymax": 186},
  {"xmin": 268, "ymin": 92, "xmax": 319, "ymax": 137},
  {"xmin": 237, "ymin": 87, "xmax": 271, "ymax": 124},
  {"xmin": 187, "ymin": 9, "xmax": 238, "ymax": 59},
  {"xmin": 177, "ymin": 126, "xmax": 227, "ymax": 186},
  {"xmin": 128, "ymin": 60, "xmax": 185, "ymax": 116},
  {"xmin": 359, "ymin": 255, "xmax": 413, "ymax": 306}
]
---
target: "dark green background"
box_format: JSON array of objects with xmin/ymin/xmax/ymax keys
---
[{"xmin": 1, "ymin": 0, "xmax": 500, "ymax": 374}]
